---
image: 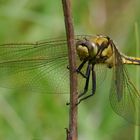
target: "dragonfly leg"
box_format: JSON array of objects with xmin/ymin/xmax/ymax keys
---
[
  {"xmin": 78, "ymin": 63, "xmax": 91, "ymax": 100},
  {"xmin": 77, "ymin": 64, "xmax": 96, "ymax": 104},
  {"xmin": 76, "ymin": 60, "xmax": 87, "ymax": 78},
  {"xmin": 67, "ymin": 60, "xmax": 87, "ymax": 78}
]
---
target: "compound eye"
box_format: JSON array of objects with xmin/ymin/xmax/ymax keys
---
[{"xmin": 76, "ymin": 45, "xmax": 89, "ymax": 60}]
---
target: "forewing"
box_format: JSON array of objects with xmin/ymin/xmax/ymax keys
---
[{"xmin": 0, "ymin": 39, "xmax": 70, "ymax": 94}]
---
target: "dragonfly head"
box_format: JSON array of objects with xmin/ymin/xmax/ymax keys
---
[
  {"xmin": 76, "ymin": 35, "xmax": 115, "ymax": 67},
  {"xmin": 76, "ymin": 38, "xmax": 98, "ymax": 61}
]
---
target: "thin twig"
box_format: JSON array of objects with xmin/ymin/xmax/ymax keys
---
[{"xmin": 62, "ymin": 0, "xmax": 78, "ymax": 140}]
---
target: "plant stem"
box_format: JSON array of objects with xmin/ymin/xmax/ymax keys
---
[{"xmin": 61, "ymin": 0, "xmax": 78, "ymax": 140}]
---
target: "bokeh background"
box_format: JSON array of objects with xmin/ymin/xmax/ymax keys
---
[{"xmin": 0, "ymin": 0, "xmax": 140, "ymax": 140}]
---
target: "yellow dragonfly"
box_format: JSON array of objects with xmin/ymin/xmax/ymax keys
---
[{"xmin": 0, "ymin": 35, "xmax": 140, "ymax": 125}]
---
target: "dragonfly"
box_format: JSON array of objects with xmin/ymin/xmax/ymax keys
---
[{"xmin": 0, "ymin": 35, "xmax": 140, "ymax": 125}]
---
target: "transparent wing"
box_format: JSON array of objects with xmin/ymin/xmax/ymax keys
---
[
  {"xmin": 109, "ymin": 46, "xmax": 140, "ymax": 125},
  {"xmin": 0, "ymin": 38, "xmax": 70, "ymax": 94},
  {"xmin": 0, "ymin": 35, "xmax": 107, "ymax": 95}
]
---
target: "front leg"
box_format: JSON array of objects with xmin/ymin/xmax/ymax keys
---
[
  {"xmin": 76, "ymin": 59, "xmax": 87, "ymax": 78},
  {"xmin": 67, "ymin": 59, "xmax": 87, "ymax": 78}
]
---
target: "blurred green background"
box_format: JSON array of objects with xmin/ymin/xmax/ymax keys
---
[{"xmin": 0, "ymin": 0, "xmax": 140, "ymax": 140}]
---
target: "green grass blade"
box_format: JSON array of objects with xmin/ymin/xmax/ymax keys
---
[{"xmin": 134, "ymin": 22, "xmax": 140, "ymax": 140}]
